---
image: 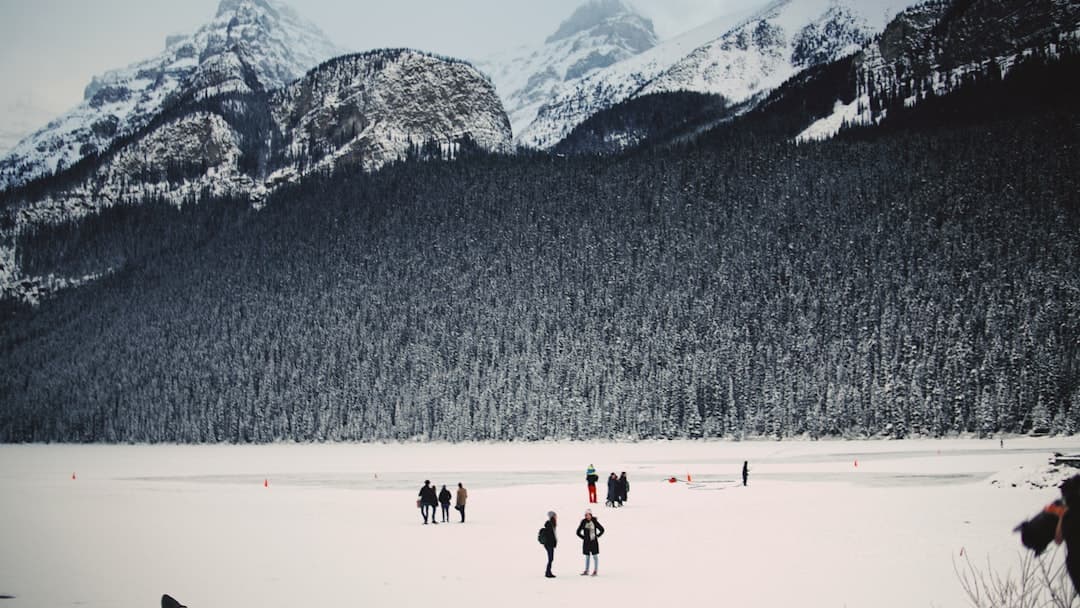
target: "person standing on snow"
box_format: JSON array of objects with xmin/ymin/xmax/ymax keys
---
[
  {"xmin": 438, "ymin": 484, "xmax": 452, "ymax": 523},
  {"xmin": 542, "ymin": 511, "xmax": 558, "ymax": 578},
  {"xmin": 455, "ymin": 482, "xmax": 468, "ymax": 522},
  {"xmin": 576, "ymin": 509, "xmax": 605, "ymax": 576},
  {"xmin": 586, "ymin": 464, "xmax": 599, "ymax": 503},
  {"xmin": 742, "ymin": 461, "xmax": 750, "ymax": 487},
  {"xmin": 418, "ymin": 480, "xmax": 439, "ymax": 524},
  {"xmin": 606, "ymin": 472, "xmax": 619, "ymax": 507},
  {"xmin": 617, "ymin": 472, "xmax": 629, "ymax": 504}
]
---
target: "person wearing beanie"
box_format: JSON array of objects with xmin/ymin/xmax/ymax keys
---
[
  {"xmin": 576, "ymin": 509, "xmax": 605, "ymax": 576},
  {"xmin": 541, "ymin": 511, "xmax": 558, "ymax": 578},
  {"xmin": 586, "ymin": 464, "xmax": 599, "ymax": 503}
]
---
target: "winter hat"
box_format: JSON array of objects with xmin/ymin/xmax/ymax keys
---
[
  {"xmin": 585, "ymin": 509, "xmax": 592, "ymax": 516},
  {"xmin": 547, "ymin": 510, "xmax": 556, "ymax": 519}
]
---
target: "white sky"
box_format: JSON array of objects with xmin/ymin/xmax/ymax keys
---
[{"xmin": 0, "ymin": 0, "xmax": 764, "ymax": 154}]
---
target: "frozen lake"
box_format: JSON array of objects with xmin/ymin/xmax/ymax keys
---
[{"xmin": 2, "ymin": 438, "xmax": 1079, "ymax": 608}]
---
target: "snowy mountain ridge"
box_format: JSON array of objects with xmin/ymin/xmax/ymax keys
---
[
  {"xmin": 1, "ymin": 49, "xmax": 511, "ymax": 305},
  {"xmin": 517, "ymin": 0, "xmax": 913, "ymax": 149},
  {"xmin": 476, "ymin": 0, "xmax": 658, "ymax": 144},
  {"xmin": 0, "ymin": 0, "xmax": 345, "ymax": 192}
]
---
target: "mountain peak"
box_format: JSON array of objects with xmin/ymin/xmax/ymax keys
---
[
  {"xmin": 216, "ymin": 0, "xmax": 277, "ymax": 18},
  {"xmin": 546, "ymin": 0, "xmax": 654, "ymax": 47}
]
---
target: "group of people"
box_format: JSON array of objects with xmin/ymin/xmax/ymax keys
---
[
  {"xmin": 585, "ymin": 465, "xmax": 629, "ymax": 507},
  {"xmin": 417, "ymin": 480, "xmax": 467, "ymax": 524}
]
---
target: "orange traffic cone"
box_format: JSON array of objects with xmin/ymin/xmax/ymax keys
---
[
  {"xmin": 854, "ymin": 460, "xmax": 858, "ymax": 467},
  {"xmin": 264, "ymin": 479, "xmax": 269, "ymax": 488},
  {"xmin": 687, "ymin": 473, "xmax": 692, "ymax": 482}
]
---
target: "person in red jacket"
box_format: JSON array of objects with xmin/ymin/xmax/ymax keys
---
[{"xmin": 586, "ymin": 464, "xmax": 599, "ymax": 503}]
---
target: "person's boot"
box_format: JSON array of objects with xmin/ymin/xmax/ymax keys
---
[{"xmin": 591, "ymin": 570, "xmax": 598, "ymax": 576}]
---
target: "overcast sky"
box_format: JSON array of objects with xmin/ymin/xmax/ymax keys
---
[{"xmin": 0, "ymin": 0, "xmax": 762, "ymax": 154}]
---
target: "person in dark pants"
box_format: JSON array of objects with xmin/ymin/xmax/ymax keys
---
[
  {"xmin": 617, "ymin": 472, "xmax": 629, "ymax": 504},
  {"xmin": 586, "ymin": 464, "xmax": 599, "ymax": 503},
  {"xmin": 418, "ymin": 480, "xmax": 438, "ymax": 524},
  {"xmin": 455, "ymin": 482, "xmax": 468, "ymax": 522},
  {"xmin": 742, "ymin": 461, "xmax": 749, "ymax": 487},
  {"xmin": 576, "ymin": 509, "xmax": 605, "ymax": 576},
  {"xmin": 606, "ymin": 472, "xmax": 620, "ymax": 507},
  {"xmin": 438, "ymin": 484, "xmax": 452, "ymax": 522},
  {"xmin": 542, "ymin": 511, "xmax": 558, "ymax": 578}
]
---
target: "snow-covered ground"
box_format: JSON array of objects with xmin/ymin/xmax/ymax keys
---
[{"xmin": 1, "ymin": 438, "xmax": 1079, "ymax": 608}]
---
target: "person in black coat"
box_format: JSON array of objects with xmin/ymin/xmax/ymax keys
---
[
  {"xmin": 742, "ymin": 461, "xmax": 749, "ymax": 487},
  {"xmin": 542, "ymin": 511, "xmax": 558, "ymax": 578},
  {"xmin": 1054, "ymin": 475, "xmax": 1080, "ymax": 594},
  {"xmin": 605, "ymin": 472, "xmax": 620, "ymax": 507},
  {"xmin": 438, "ymin": 484, "xmax": 452, "ymax": 522},
  {"xmin": 576, "ymin": 509, "xmax": 605, "ymax": 576},
  {"xmin": 617, "ymin": 472, "xmax": 629, "ymax": 504},
  {"xmin": 418, "ymin": 480, "xmax": 438, "ymax": 525}
]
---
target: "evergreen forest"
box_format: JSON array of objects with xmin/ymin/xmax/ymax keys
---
[{"xmin": 1, "ymin": 58, "xmax": 1078, "ymax": 443}]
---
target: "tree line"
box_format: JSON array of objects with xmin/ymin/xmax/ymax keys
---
[{"xmin": 0, "ymin": 61, "xmax": 1077, "ymax": 443}]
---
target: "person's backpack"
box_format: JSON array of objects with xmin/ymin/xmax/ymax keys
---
[{"xmin": 537, "ymin": 526, "xmax": 548, "ymax": 545}]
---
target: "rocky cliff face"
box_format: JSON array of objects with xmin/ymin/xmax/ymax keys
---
[
  {"xmin": 270, "ymin": 50, "xmax": 511, "ymax": 178},
  {"xmin": 0, "ymin": 0, "xmax": 343, "ymax": 192}
]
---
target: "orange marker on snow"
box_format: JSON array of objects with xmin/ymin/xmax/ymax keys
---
[
  {"xmin": 71, "ymin": 472, "xmax": 76, "ymax": 480},
  {"xmin": 264, "ymin": 479, "xmax": 269, "ymax": 488},
  {"xmin": 687, "ymin": 473, "xmax": 692, "ymax": 482},
  {"xmin": 854, "ymin": 460, "xmax": 858, "ymax": 467}
]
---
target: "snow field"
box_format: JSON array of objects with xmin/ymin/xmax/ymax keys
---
[{"xmin": 1, "ymin": 438, "xmax": 1079, "ymax": 608}]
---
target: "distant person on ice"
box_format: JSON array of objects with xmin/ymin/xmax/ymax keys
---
[
  {"xmin": 438, "ymin": 484, "xmax": 452, "ymax": 523},
  {"xmin": 455, "ymin": 482, "xmax": 468, "ymax": 522},
  {"xmin": 576, "ymin": 509, "xmax": 605, "ymax": 576},
  {"xmin": 617, "ymin": 472, "xmax": 629, "ymax": 504},
  {"xmin": 742, "ymin": 461, "xmax": 749, "ymax": 487},
  {"xmin": 418, "ymin": 480, "xmax": 438, "ymax": 525},
  {"xmin": 541, "ymin": 511, "xmax": 558, "ymax": 578},
  {"xmin": 606, "ymin": 472, "xmax": 620, "ymax": 507},
  {"xmin": 586, "ymin": 464, "xmax": 599, "ymax": 503}
]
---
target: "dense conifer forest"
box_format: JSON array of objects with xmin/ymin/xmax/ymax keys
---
[{"xmin": 1, "ymin": 58, "xmax": 1077, "ymax": 443}]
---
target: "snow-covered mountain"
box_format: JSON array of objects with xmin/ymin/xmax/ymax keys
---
[
  {"xmin": 0, "ymin": 0, "xmax": 344, "ymax": 192},
  {"xmin": 517, "ymin": 0, "xmax": 913, "ymax": 149},
  {"xmin": 1, "ymin": 49, "xmax": 511, "ymax": 304},
  {"xmin": 476, "ymin": 0, "xmax": 657, "ymax": 144},
  {"xmin": 267, "ymin": 50, "xmax": 512, "ymax": 181}
]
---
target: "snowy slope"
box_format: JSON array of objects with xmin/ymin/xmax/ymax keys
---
[
  {"xmin": 0, "ymin": 0, "xmax": 344, "ymax": 192},
  {"xmin": 476, "ymin": 0, "xmax": 657, "ymax": 143},
  {"xmin": 797, "ymin": 0, "xmax": 1080, "ymax": 142},
  {"xmin": 518, "ymin": 0, "xmax": 913, "ymax": 149}
]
